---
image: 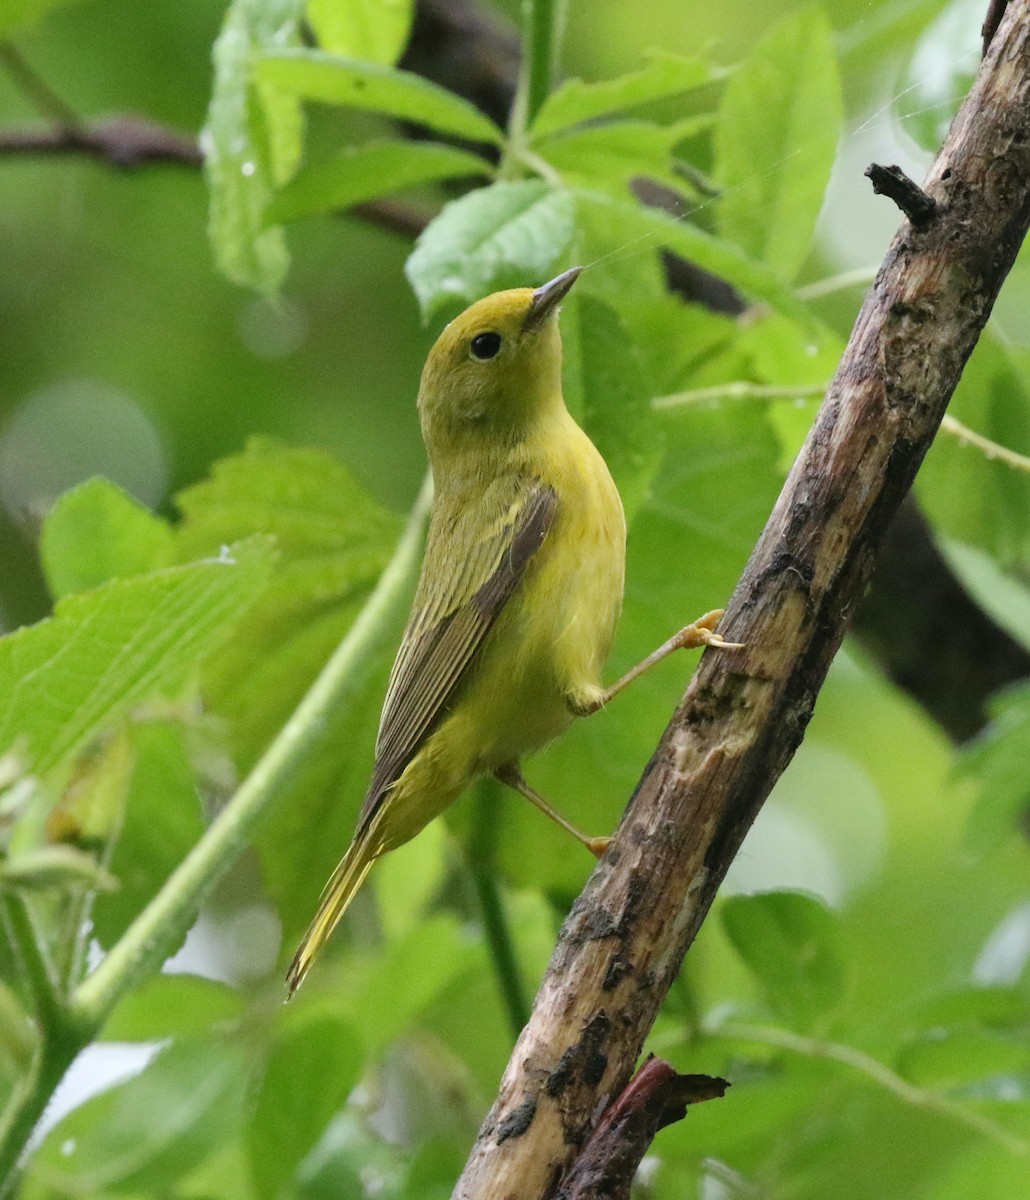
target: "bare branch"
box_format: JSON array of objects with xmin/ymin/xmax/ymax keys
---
[
  {"xmin": 454, "ymin": 4, "xmax": 1030, "ymax": 1195},
  {"xmin": 555, "ymin": 1059, "xmax": 728, "ymax": 1200},
  {"xmin": 854, "ymin": 497, "xmax": 1030, "ymax": 740}
]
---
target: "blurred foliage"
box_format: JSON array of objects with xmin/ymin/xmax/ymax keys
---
[{"xmin": 2, "ymin": 0, "xmax": 1030, "ymax": 1198}]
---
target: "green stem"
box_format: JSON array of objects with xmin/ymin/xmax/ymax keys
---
[
  {"xmin": 70, "ymin": 475, "xmax": 431, "ymax": 1030},
  {"xmin": 468, "ymin": 780, "xmax": 530, "ymax": 1039},
  {"xmin": 794, "ymin": 266, "xmax": 878, "ymax": 301},
  {"xmin": 510, "ymin": 0, "xmax": 564, "ymax": 147},
  {"xmin": 652, "ymin": 381, "xmax": 827, "ymax": 411},
  {"xmin": 0, "ymin": 1029, "xmax": 83, "ymax": 1200},
  {"xmin": 653, "ymin": 381, "xmax": 1030, "ymax": 475},
  {"xmin": 1, "ymin": 895, "xmax": 63, "ymax": 1029},
  {"xmin": 941, "ymin": 413, "xmax": 1030, "ymax": 474},
  {"xmin": 0, "ymin": 899, "xmax": 88, "ymax": 1197},
  {"xmin": 707, "ymin": 1020, "xmax": 1030, "ymax": 1159}
]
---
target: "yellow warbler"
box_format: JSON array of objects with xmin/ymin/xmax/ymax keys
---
[{"xmin": 287, "ymin": 267, "xmax": 736, "ymax": 995}]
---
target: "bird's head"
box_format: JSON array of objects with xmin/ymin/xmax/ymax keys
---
[{"xmin": 417, "ymin": 267, "xmax": 581, "ymax": 458}]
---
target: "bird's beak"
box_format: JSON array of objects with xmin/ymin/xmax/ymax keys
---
[{"xmin": 523, "ymin": 266, "xmax": 582, "ymax": 333}]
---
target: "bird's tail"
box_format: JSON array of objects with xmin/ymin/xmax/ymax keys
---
[{"xmin": 286, "ymin": 828, "xmax": 380, "ymax": 998}]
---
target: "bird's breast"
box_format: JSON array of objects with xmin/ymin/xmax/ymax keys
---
[{"xmin": 460, "ymin": 423, "xmax": 626, "ymax": 766}]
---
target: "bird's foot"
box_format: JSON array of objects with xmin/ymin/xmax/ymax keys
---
[{"xmin": 676, "ymin": 609, "xmax": 745, "ymax": 651}]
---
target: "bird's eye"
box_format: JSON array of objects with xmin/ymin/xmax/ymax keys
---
[{"xmin": 469, "ymin": 332, "xmax": 503, "ymax": 361}]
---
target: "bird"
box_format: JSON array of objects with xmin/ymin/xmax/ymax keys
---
[{"xmin": 286, "ymin": 266, "xmax": 738, "ymax": 996}]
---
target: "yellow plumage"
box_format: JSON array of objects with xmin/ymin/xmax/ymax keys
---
[
  {"xmin": 287, "ymin": 267, "xmax": 624, "ymax": 994},
  {"xmin": 287, "ymin": 267, "xmax": 735, "ymax": 995}
]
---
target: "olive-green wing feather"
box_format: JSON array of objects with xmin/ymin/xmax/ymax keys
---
[{"xmin": 358, "ymin": 480, "xmax": 557, "ymax": 829}]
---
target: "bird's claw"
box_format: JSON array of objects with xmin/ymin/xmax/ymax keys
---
[{"xmin": 676, "ymin": 609, "xmax": 745, "ymax": 651}]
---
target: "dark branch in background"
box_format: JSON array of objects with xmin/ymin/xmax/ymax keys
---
[
  {"xmin": 0, "ymin": 40, "xmax": 201, "ymax": 167},
  {"xmin": 0, "ymin": 116, "xmax": 202, "ymax": 168},
  {"xmin": 852, "ymin": 502, "xmax": 1030, "ymax": 739},
  {"xmin": 1, "ymin": 2, "xmax": 1026, "ymax": 743},
  {"xmin": 982, "ymin": 0, "xmax": 1011, "ymax": 53},
  {"xmin": 351, "ymin": 197, "xmax": 432, "ymax": 240},
  {"xmin": 399, "ymin": 0, "xmax": 520, "ymax": 130},
  {"xmin": 454, "ymin": 6, "xmax": 1030, "ymax": 1192}
]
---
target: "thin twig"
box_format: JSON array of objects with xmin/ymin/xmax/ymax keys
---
[
  {"xmin": 795, "ymin": 266, "xmax": 879, "ymax": 301},
  {"xmin": 707, "ymin": 1020, "xmax": 1030, "ymax": 1158},
  {"xmin": 651, "ymin": 381, "xmax": 825, "ymax": 410},
  {"xmin": 0, "ymin": 42, "xmax": 82, "ymax": 131},
  {"xmin": 941, "ymin": 413, "xmax": 1030, "ymax": 473},
  {"xmin": 0, "ymin": 118, "xmax": 202, "ymax": 168},
  {"xmin": 655, "ymin": 383, "xmax": 1030, "ymax": 475}
]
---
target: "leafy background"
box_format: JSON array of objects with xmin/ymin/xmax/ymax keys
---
[{"xmin": 1, "ymin": 0, "xmax": 1030, "ymax": 1198}]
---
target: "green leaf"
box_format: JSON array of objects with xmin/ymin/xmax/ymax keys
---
[
  {"xmin": 530, "ymin": 52, "xmax": 717, "ymax": 141},
  {"xmin": 0, "ymin": 980, "xmax": 34, "ymax": 1078},
  {"xmin": 248, "ymin": 1013, "xmax": 363, "ymax": 1200},
  {"xmin": 173, "ymin": 440, "xmax": 402, "ymax": 766},
  {"xmin": 913, "ymin": 984, "xmax": 1028, "ymax": 1032},
  {"xmin": 307, "ymin": 0, "xmax": 413, "ymax": 66},
  {"xmin": 90, "ymin": 723, "xmax": 208, "ymax": 949},
  {"xmin": 204, "ymin": 0, "xmax": 305, "ymax": 294},
  {"xmin": 563, "ymin": 292, "xmax": 663, "ymax": 521},
  {"xmin": 30, "ymin": 1037, "xmax": 249, "ymax": 1194},
  {"xmin": 573, "ymin": 188, "xmax": 815, "ymax": 327},
  {"xmin": 258, "ymin": 49, "xmax": 504, "ymax": 146},
  {"xmin": 405, "ymin": 181, "xmax": 576, "ymax": 319},
  {"xmin": 926, "ymin": 1143, "xmax": 1030, "ymax": 1200},
  {"xmin": 401, "ymin": 1138, "xmax": 468, "ymax": 1200},
  {"xmin": 939, "ymin": 538, "xmax": 1030, "ymax": 651},
  {"xmin": 268, "ymin": 140, "xmax": 489, "ymax": 224},
  {"xmin": 0, "ymin": 0, "xmax": 81, "ymax": 36},
  {"xmin": 956, "ymin": 683, "xmax": 1030, "ymax": 859},
  {"xmin": 0, "ymin": 537, "xmax": 274, "ymax": 779},
  {"xmin": 45, "ymin": 724, "xmax": 135, "ymax": 847},
  {"xmin": 721, "ymin": 890, "xmax": 846, "ymax": 1027},
  {"xmin": 40, "ymin": 478, "xmax": 173, "ymax": 600},
  {"xmin": 294, "ymin": 1116, "xmax": 400, "ymax": 1200},
  {"xmin": 714, "ymin": 8, "xmax": 842, "ymax": 280},
  {"xmin": 0, "ymin": 844, "xmax": 117, "ymax": 893},
  {"xmin": 897, "ymin": 1028, "xmax": 1030, "ymax": 1093},
  {"xmin": 171, "ymin": 442, "xmax": 404, "ymax": 939},
  {"xmin": 258, "ymin": 667, "xmax": 389, "ymax": 943},
  {"xmin": 375, "ymin": 818, "xmax": 448, "ymax": 941},
  {"xmin": 540, "ymin": 118, "xmax": 712, "ymax": 198},
  {"xmin": 258, "ymin": 73, "xmax": 305, "ymax": 188},
  {"xmin": 332, "ymin": 916, "xmax": 484, "ymax": 1053},
  {"xmin": 102, "ymin": 973, "xmax": 246, "ymax": 1042}
]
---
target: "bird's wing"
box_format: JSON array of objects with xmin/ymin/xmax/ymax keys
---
[{"xmin": 357, "ymin": 480, "xmax": 557, "ymax": 830}]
